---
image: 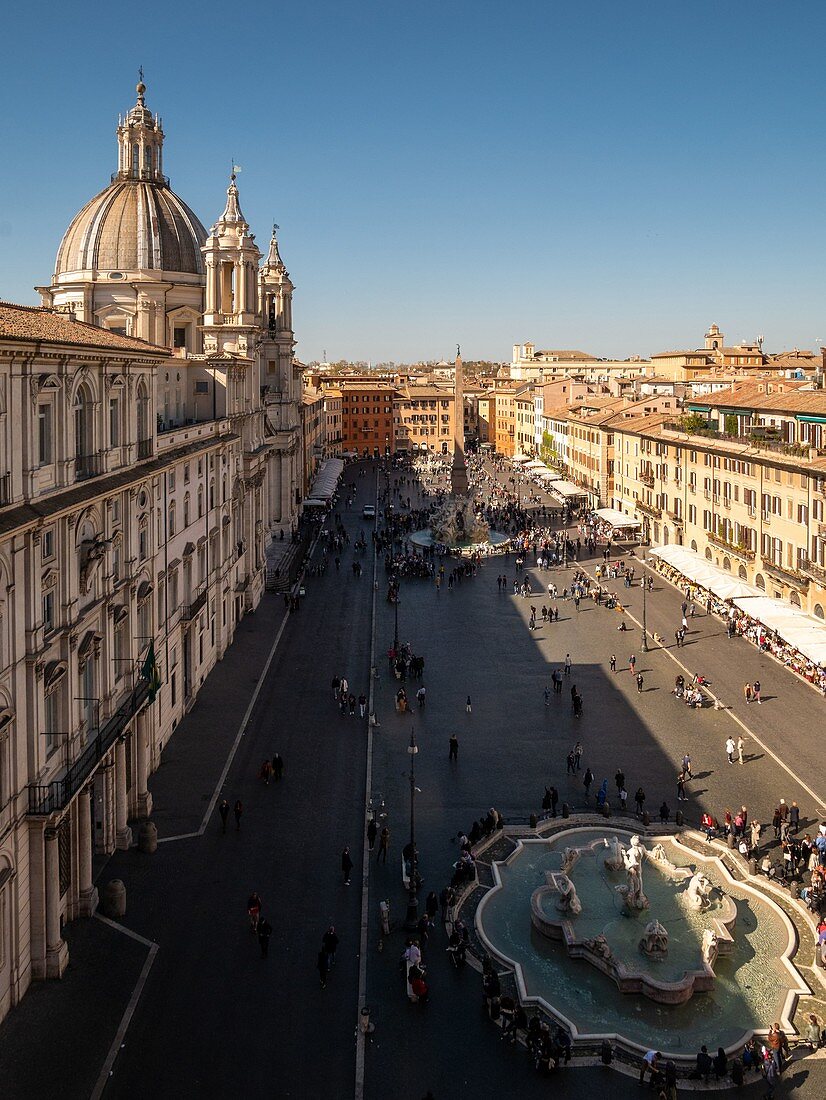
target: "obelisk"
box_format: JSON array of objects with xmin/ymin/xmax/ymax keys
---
[{"xmin": 450, "ymin": 345, "xmax": 469, "ymax": 496}]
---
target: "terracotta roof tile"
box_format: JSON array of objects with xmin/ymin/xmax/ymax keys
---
[{"xmin": 0, "ymin": 302, "xmax": 168, "ymax": 354}]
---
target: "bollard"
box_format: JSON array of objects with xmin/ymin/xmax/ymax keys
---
[
  {"xmin": 138, "ymin": 821, "xmax": 157, "ymax": 854},
  {"xmin": 602, "ymin": 802, "xmax": 611, "ymax": 818},
  {"xmin": 103, "ymin": 879, "xmax": 126, "ymax": 919},
  {"xmin": 601, "ymin": 1038, "xmax": 614, "ymax": 1065},
  {"xmin": 727, "ymin": 832, "xmax": 735, "ymax": 849},
  {"xmin": 790, "ymin": 881, "xmax": 800, "ymax": 899},
  {"xmin": 562, "ymin": 802, "xmax": 570, "ymax": 818},
  {"xmin": 529, "ymin": 813, "xmax": 538, "ymax": 829},
  {"xmin": 749, "ymin": 858, "xmax": 758, "ymax": 877},
  {"xmin": 675, "ymin": 811, "xmax": 683, "ymax": 828},
  {"xmin": 642, "ymin": 811, "xmax": 650, "ymax": 827}
]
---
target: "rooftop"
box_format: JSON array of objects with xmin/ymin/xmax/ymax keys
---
[{"xmin": 0, "ymin": 302, "xmax": 169, "ymax": 355}]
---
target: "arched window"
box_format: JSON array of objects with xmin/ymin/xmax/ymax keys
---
[
  {"xmin": 197, "ymin": 486, "xmax": 204, "ymax": 518},
  {"xmin": 814, "ymin": 604, "xmax": 824, "ymax": 620},
  {"xmin": 705, "ymin": 547, "xmax": 712, "ymax": 560},
  {"xmin": 183, "ymin": 493, "xmax": 191, "ymax": 529},
  {"xmin": 738, "ymin": 565, "xmax": 747, "ymax": 580},
  {"xmin": 690, "ymin": 540, "xmax": 697, "ymax": 552},
  {"xmin": 755, "ymin": 574, "xmax": 765, "ymax": 590},
  {"xmin": 168, "ymin": 501, "xmax": 176, "ymax": 537},
  {"xmin": 722, "ymin": 556, "xmax": 731, "ymax": 572},
  {"xmin": 789, "ymin": 591, "xmax": 801, "ymax": 607},
  {"xmin": 74, "ymin": 382, "xmax": 94, "ymax": 475},
  {"xmin": 137, "ymin": 379, "xmax": 150, "ymax": 456}
]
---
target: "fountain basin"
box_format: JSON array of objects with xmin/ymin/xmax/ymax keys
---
[
  {"xmin": 409, "ymin": 527, "xmax": 510, "ymax": 552},
  {"xmin": 475, "ymin": 826, "xmax": 809, "ymax": 1055}
]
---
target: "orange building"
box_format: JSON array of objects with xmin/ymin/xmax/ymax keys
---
[{"xmin": 340, "ymin": 383, "xmax": 398, "ymax": 456}]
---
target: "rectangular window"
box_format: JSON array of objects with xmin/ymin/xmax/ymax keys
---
[
  {"xmin": 38, "ymin": 404, "xmax": 53, "ymax": 465},
  {"xmin": 109, "ymin": 398, "xmax": 120, "ymax": 446},
  {"xmin": 173, "ymin": 326, "xmax": 187, "ymax": 349},
  {"xmin": 42, "ymin": 528, "xmax": 54, "ymax": 560},
  {"xmin": 42, "ymin": 590, "xmax": 54, "ymax": 632},
  {"xmin": 44, "ymin": 683, "xmax": 61, "ymax": 758}
]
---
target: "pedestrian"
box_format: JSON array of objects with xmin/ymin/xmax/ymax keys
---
[
  {"xmin": 257, "ymin": 916, "xmax": 273, "ymax": 958},
  {"xmin": 466, "ymin": 695, "xmax": 472, "ymax": 714},
  {"xmin": 322, "ymin": 925, "xmax": 339, "ymax": 968},
  {"xmin": 574, "ymin": 742, "xmax": 583, "ymax": 771},
  {"xmin": 615, "ymin": 768, "xmax": 625, "ymax": 794},
  {"xmin": 272, "ymin": 752, "xmax": 284, "ymax": 781},
  {"xmin": 619, "ymin": 787, "xmax": 628, "ymax": 811},
  {"xmin": 317, "ymin": 948, "xmax": 330, "ymax": 989},
  {"xmin": 260, "ymin": 758, "xmax": 273, "ymax": 785},
  {"xmin": 234, "ymin": 799, "xmax": 243, "ymax": 830},
  {"xmin": 358, "ymin": 693, "xmax": 367, "ymax": 718},
  {"xmin": 725, "ymin": 736, "xmax": 736, "ymax": 764},
  {"xmin": 342, "ymin": 845, "xmax": 353, "ymax": 885},
  {"xmin": 636, "ymin": 672, "xmax": 644, "ymax": 693},
  {"xmin": 634, "ymin": 787, "xmax": 646, "ymax": 817},
  {"xmin": 426, "ymin": 891, "xmax": 439, "ymax": 922},
  {"xmin": 753, "ymin": 679, "xmax": 761, "ymax": 704},
  {"xmin": 449, "ymin": 734, "xmax": 459, "ymax": 761},
  {"xmin": 218, "ymin": 798, "xmax": 230, "ymax": 833},
  {"xmin": 543, "ymin": 686, "xmax": 551, "ymax": 706},
  {"xmin": 660, "ymin": 801, "xmax": 669, "ymax": 824},
  {"xmin": 367, "ymin": 817, "xmax": 378, "ymax": 851},
  {"xmin": 737, "ymin": 736, "xmax": 745, "ymax": 765},
  {"xmin": 681, "ymin": 753, "xmax": 693, "ymax": 779},
  {"xmin": 564, "ymin": 653, "xmax": 572, "ymax": 676},
  {"xmin": 677, "ymin": 772, "xmax": 687, "ymax": 801},
  {"xmin": 609, "ymin": 654, "xmax": 616, "ymax": 673},
  {"xmin": 629, "ymin": 654, "xmax": 636, "ymax": 674},
  {"xmin": 566, "ymin": 750, "xmax": 576, "ymax": 774},
  {"xmin": 790, "ymin": 801, "xmax": 800, "ymax": 833},
  {"xmin": 744, "ymin": 682, "xmax": 752, "ymax": 704},
  {"xmin": 378, "ymin": 826, "xmax": 390, "ymax": 863},
  {"xmin": 583, "ymin": 767, "xmax": 594, "ymax": 799}
]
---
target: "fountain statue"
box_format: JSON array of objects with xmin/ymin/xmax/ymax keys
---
[
  {"xmin": 639, "ymin": 919, "xmax": 669, "ymax": 958},
  {"xmin": 687, "ymin": 872, "xmax": 714, "ymax": 911},
  {"xmin": 603, "ymin": 836, "xmax": 624, "ymax": 871},
  {"xmin": 561, "ymin": 847, "xmax": 581, "ymax": 875},
  {"xmin": 553, "ymin": 873, "xmax": 582, "ymax": 916},
  {"xmin": 702, "ymin": 928, "xmax": 719, "ymax": 965},
  {"xmin": 616, "ymin": 835, "xmax": 650, "ymax": 910}
]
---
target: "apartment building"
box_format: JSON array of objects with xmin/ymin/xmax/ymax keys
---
[
  {"xmin": 339, "ymin": 384, "xmax": 397, "ymax": 456},
  {"xmin": 394, "ymin": 385, "xmax": 455, "ymax": 454},
  {"xmin": 611, "ymin": 389, "xmax": 826, "ymax": 617}
]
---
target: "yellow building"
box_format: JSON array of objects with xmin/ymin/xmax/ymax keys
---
[
  {"xmin": 394, "ymin": 385, "xmax": 455, "ymax": 454},
  {"xmin": 611, "ymin": 385, "xmax": 826, "ymax": 617}
]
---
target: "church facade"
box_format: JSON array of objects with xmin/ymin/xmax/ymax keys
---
[{"xmin": 0, "ymin": 82, "xmax": 302, "ymax": 1022}]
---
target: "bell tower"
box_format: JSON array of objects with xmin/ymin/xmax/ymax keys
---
[
  {"xmin": 201, "ymin": 175, "xmax": 261, "ymax": 357},
  {"xmin": 258, "ymin": 225, "xmax": 296, "ymax": 397}
]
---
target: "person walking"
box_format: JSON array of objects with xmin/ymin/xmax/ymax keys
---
[
  {"xmin": 378, "ymin": 826, "xmax": 390, "ymax": 864},
  {"xmin": 367, "ymin": 817, "xmax": 378, "ymax": 851},
  {"xmin": 609, "ymin": 654, "xmax": 616, "ymax": 673},
  {"xmin": 583, "ymin": 767, "xmax": 594, "ymax": 799},
  {"xmin": 358, "ymin": 693, "xmax": 367, "ymax": 718},
  {"xmin": 260, "ymin": 758, "xmax": 273, "ymax": 786},
  {"xmin": 564, "ymin": 653, "xmax": 572, "ymax": 677},
  {"xmin": 744, "ymin": 682, "xmax": 752, "ymax": 704},
  {"xmin": 725, "ymin": 736, "xmax": 736, "ymax": 764},
  {"xmin": 681, "ymin": 753, "xmax": 693, "ymax": 780},
  {"xmin": 753, "ymin": 679, "xmax": 762, "ymax": 704},
  {"xmin": 629, "ymin": 654, "xmax": 636, "ymax": 674},
  {"xmin": 619, "ymin": 786, "xmax": 628, "ymax": 811},
  {"xmin": 322, "ymin": 925, "xmax": 339, "ymax": 969},
  {"xmin": 218, "ymin": 799, "xmax": 230, "ymax": 833},
  {"xmin": 466, "ymin": 695, "xmax": 472, "ymax": 714},
  {"xmin": 341, "ymin": 845, "xmax": 353, "ymax": 885},
  {"xmin": 636, "ymin": 672, "xmax": 644, "ymax": 693},
  {"xmin": 257, "ymin": 916, "xmax": 273, "ymax": 958},
  {"xmin": 449, "ymin": 734, "xmax": 459, "ymax": 761},
  {"xmin": 234, "ymin": 799, "xmax": 243, "ymax": 831},
  {"xmin": 677, "ymin": 772, "xmax": 687, "ymax": 802},
  {"xmin": 272, "ymin": 753, "xmax": 284, "ymax": 781},
  {"xmin": 574, "ymin": 742, "xmax": 583, "ymax": 771},
  {"xmin": 737, "ymin": 736, "xmax": 745, "ymax": 765},
  {"xmin": 615, "ymin": 768, "xmax": 625, "ymax": 795},
  {"xmin": 634, "ymin": 787, "xmax": 646, "ymax": 817}
]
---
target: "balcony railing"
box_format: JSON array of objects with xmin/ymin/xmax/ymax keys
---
[
  {"xmin": 181, "ymin": 585, "xmax": 209, "ymax": 621},
  {"xmin": 0, "ymin": 472, "xmax": 10, "ymax": 506},
  {"xmin": 74, "ymin": 451, "xmax": 105, "ymax": 480},
  {"xmin": 636, "ymin": 500, "xmax": 662, "ymax": 518},
  {"xmin": 707, "ymin": 531, "xmax": 755, "ymax": 560},
  {"xmin": 801, "ymin": 559, "xmax": 826, "ymax": 586},
  {"xmin": 640, "ymin": 472, "xmax": 654, "ymax": 488},
  {"xmin": 28, "ymin": 680, "xmax": 150, "ymax": 815},
  {"xmin": 761, "ymin": 557, "xmax": 809, "ymax": 587},
  {"xmin": 662, "ymin": 422, "xmax": 825, "ymax": 459}
]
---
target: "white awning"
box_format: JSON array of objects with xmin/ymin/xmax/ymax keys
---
[
  {"xmin": 550, "ymin": 480, "xmax": 588, "ymax": 499},
  {"xmin": 535, "ymin": 469, "xmax": 562, "ymax": 481},
  {"xmin": 731, "ymin": 595, "xmax": 826, "ymax": 665},
  {"xmin": 648, "ymin": 544, "xmax": 764, "ymax": 599},
  {"xmin": 307, "ymin": 457, "xmax": 345, "ymax": 501},
  {"xmin": 593, "ymin": 507, "xmax": 641, "ymax": 530},
  {"xmin": 525, "ymin": 460, "xmax": 546, "ymax": 470},
  {"xmin": 512, "ymin": 453, "xmax": 531, "ymax": 463}
]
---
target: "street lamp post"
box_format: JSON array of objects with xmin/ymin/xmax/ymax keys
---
[
  {"xmin": 405, "ymin": 727, "xmax": 419, "ymax": 929},
  {"xmin": 641, "ymin": 549, "xmax": 649, "ymax": 651}
]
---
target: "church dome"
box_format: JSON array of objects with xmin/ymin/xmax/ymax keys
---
[
  {"xmin": 53, "ymin": 80, "xmax": 207, "ymax": 279},
  {"xmin": 55, "ymin": 179, "xmax": 207, "ymax": 277}
]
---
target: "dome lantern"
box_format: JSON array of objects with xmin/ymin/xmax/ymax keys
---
[{"xmin": 116, "ymin": 76, "xmax": 165, "ymax": 184}]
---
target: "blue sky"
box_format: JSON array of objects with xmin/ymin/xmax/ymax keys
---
[{"xmin": 2, "ymin": 0, "xmax": 825, "ymax": 362}]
